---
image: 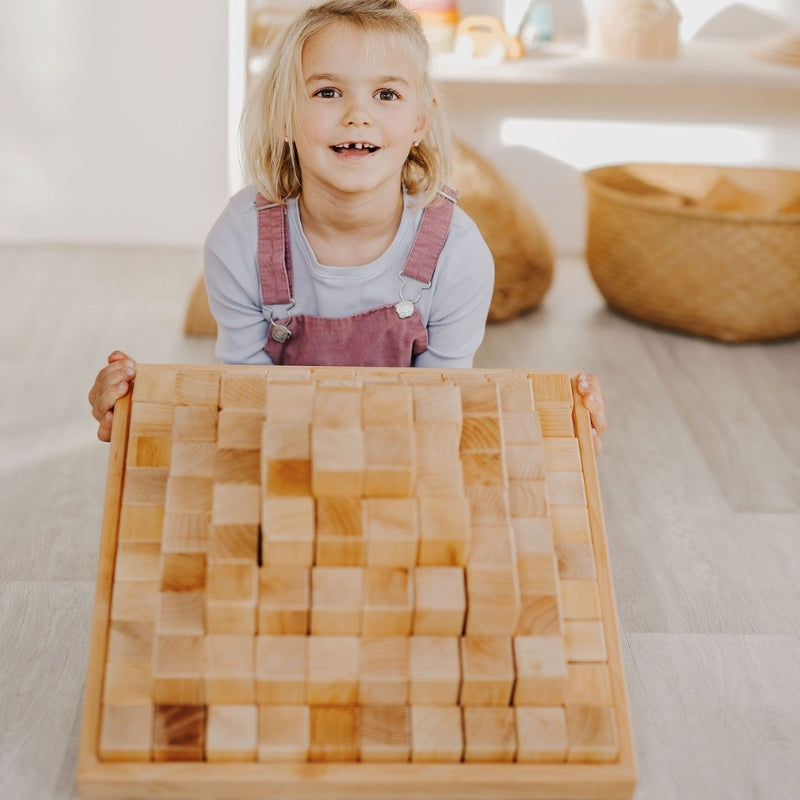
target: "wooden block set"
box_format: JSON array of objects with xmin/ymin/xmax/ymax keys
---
[{"xmin": 78, "ymin": 365, "xmax": 636, "ymax": 799}]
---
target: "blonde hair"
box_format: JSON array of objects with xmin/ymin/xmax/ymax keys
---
[{"xmin": 241, "ymin": 0, "xmax": 452, "ymax": 206}]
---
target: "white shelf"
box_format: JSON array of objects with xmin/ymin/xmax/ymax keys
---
[{"xmin": 433, "ymin": 38, "xmax": 800, "ymax": 90}]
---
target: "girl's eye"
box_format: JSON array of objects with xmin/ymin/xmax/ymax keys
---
[
  {"xmin": 314, "ymin": 88, "xmax": 339, "ymax": 98},
  {"xmin": 377, "ymin": 89, "xmax": 400, "ymax": 101}
]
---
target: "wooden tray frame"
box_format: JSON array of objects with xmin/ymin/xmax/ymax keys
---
[{"xmin": 77, "ymin": 366, "xmax": 636, "ymax": 799}]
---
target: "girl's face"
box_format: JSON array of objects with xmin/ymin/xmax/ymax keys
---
[{"xmin": 293, "ymin": 22, "xmax": 429, "ymax": 202}]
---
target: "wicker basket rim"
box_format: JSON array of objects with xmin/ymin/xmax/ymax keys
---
[{"xmin": 583, "ymin": 163, "xmax": 800, "ymax": 224}]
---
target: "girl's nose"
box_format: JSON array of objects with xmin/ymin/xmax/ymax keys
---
[{"xmin": 344, "ymin": 99, "xmax": 371, "ymax": 127}]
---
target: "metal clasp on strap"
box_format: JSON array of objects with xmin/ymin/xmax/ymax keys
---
[
  {"xmin": 395, "ymin": 272, "xmax": 432, "ymax": 319},
  {"xmin": 263, "ymin": 298, "xmax": 295, "ymax": 343}
]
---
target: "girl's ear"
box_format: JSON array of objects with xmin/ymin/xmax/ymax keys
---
[{"xmin": 413, "ymin": 98, "xmax": 433, "ymax": 142}]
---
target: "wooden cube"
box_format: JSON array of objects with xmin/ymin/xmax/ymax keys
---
[
  {"xmin": 258, "ymin": 706, "xmax": 310, "ymax": 762},
  {"xmin": 221, "ymin": 372, "xmax": 267, "ymax": 409},
  {"xmin": 164, "ymin": 476, "xmax": 213, "ymax": 515},
  {"xmin": 156, "ymin": 590, "xmax": 205, "ymax": 635},
  {"xmin": 464, "ymin": 564, "xmax": 520, "ymax": 636},
  {"xmin": 408, "ymin": 636, "xmax": 461, "ymax": 706},
  {"xmin": 362, "ymin": 567, "xmax": 413, "ymax": 636},
  {"xmin": 505, "ymin": 444, "xmax": 546, "ymax": 481},
  {"xmin": 206, "ymin": 704, "xmax": 258, "ymax": 761},
  {"xmin": 255, "ymin": 635, "xmax": 307, "ymax": 705},
  {"xmin": 118, "ymin": 504, "xmax": 165, "ymax": 544},
  {"xmin": 126, "ymin": 436, "xmax": 172, "ymax": 469},
  {"xmin": 217, "ymin": 409, "xmax": 265, "ymax": 451},
  {"xmin": 496, "ymin": 374, "xmax": 534, "ymax": 412},
  {"xmin": 507, "ymin": 479, "xmax": 548, "ymax": 518},
  {"xmin": 560, "ymin": 580, "xmax": 602, "ymax": 621},
  {"xmin": 459, "ymin": 382, "xmax": 500, "ymax": 417},
  {"xmin": 205, "ymin": 634, "xmax": 255, "ymax": 703},
  {"xmin": 152, "ymin": 704, "xmax": 205, "ymax": 762},
  {"xmin": 459, "ymin": 415, "xmax": 503, "ymax": 452},
  {"xmin": 459, "ymin": 636, "xmax": 514, "ymax": 707},
  {"xmin": 160, "ymin": 512, "xmax": 210, "ymax": 554},
  {"xmin": 311, "ymin": 427, "xmax": 365, "ymax": 496},
  {"xmin": 500, "ymin": 411, "xmax": 542, "ymax": 446},
  {"xmin": 312, "ymin": 386, "xmax": 362, "ymax": 428},
  {"xmin": 174, "ymin": 368, "xmax": 220, "ymax": 407},
  {"xmin": 212, "ymin": 483, "xmax": 261, "ymax": 526},
  {"xmin": 412, "ymin": 384, "xmax": 462, "ymax": 425},
  {"xmin": 413, "ymin": 567, "xmax": 466, "ymax": 636},
  {"xmin": 461, "ymin": 451, "xmax": 506, "ymax": 488},
  {"xmin": 102, "ymin": 662, "xmax": 152, "ymax": 706},
  {"xmin": 409, "ymin": 706, "xmax": 463, "ymax": 763},
  {"xmin": 465, "ymin": 486, "xmax": 510, "ymax": 524},
  {"xmin": 123, "ymin": 466, "xmax": 170, "ymax": 508},
  {"xmin": 315, "ymin": 498, "xmax": 363, "ymax": 566},
  {"xmin": 512, "ymin": 636, "xmax": 568, "ymax": 706},
  {"xmin": 258, "ymin": 566, "xmax": 309, "ymax": 635},
  {"xmin": 359, "ymin": 637, "xmax": 409, "ymax": 705},
  {"xmin": 172, "ymin": 405, "xmax": 218, "ymax": 442},
  {"xmin": 261, "ymin": 497, "xmax": 315, "ymax": 566},
  {"xmin": 169, "ymin": 441, "xmax": 216, "ymax": 478},
  {"xmin": 360, "ymin": 706, "xmax": 410, "ymax": 762},
  {"xmin": 546, "ymin": 472, "xmax": 587, "ymax": 507},
  {"xmin": 306, "ymin": 636, "xmax": 359, "ymax": 706},
  {"xmin": 564, "ymin": 663, "xmax": 614, "ymax": 707},
  {"xmin": 462, "ymin": 707, "xmax": 516, "ymax": 762},
  {"xmin": 363, "ymin": 498, "xmax": 418, "ymax": 567},
  {"xmin": 309, "ymin": 707, "xmax": 359, "ymax": 762},
  {"xmin": 159, "ymin": 553, "xmax": 206, "ymax": 593},
  {"xmin": 99, "ymin": 704, "xmax": 153, "ymax": 762},
  {"xmin": 152, "ymin": 634, "xmax": 205, "ymax": 705},
  {"xmin": 565, "ymin": 706, "xmax": 619, "ymax": 762},
  {"xmin": 106, "ymin": 621, "xmax": 154, "ymax": 664},
  {"xmin": 111, "ymin": 581, "xmax": 159, "ymax": 624},
  {"xmin": 206, "ymin": 562, "xmax": 258, "ymax": 635},
  {"xmin": 364, "ymin": 426, "xmax": 416, "ymax": 497},
  {"xmin": 564, "ymin": 620, "xmax": 608, "ymax": 663},
  {"xmin": 362, "ymin": 383, "xmax": 413, "ymax": 427},
  {"xmin": 264, "ymin": 382, "xmax": 315, "ymax": 423},
  {"xmin": 310, "ymin": 567, "xmax": 363, "ymax": 635},
  {"xmin": 214, "ymin": 448, "xmax": 261, "ymax": 484},
  {"xmin": 209, "ymin": 524, "xmax": 259, "ymax": 564},
  {"xmin": 417, "ymin": 496, "xmax": 470, "ymax": 566},
  {"xmin": 129, "ymin": 402, "xmax": 173, "ymax": 439},
  {"xmin": 261, "ymin": 422, "xmax": 311, "ymax": 496},
  {"xmin": 515, "ymin": 706, "xmax": 568, "ymax": 762}
]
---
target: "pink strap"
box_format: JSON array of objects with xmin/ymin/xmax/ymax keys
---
[
  {"xmin": 256, "ymin": 194, "xmax": 292, "ymax": 305},
  {"xmin": 401, "ymin": 186, "xmax": 457, "ymax": 284}
]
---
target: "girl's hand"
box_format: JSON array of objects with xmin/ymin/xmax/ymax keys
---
[
  {"xmin": 88, "ymin": 351, "xmax": 137, "ymax": 442},
  {"xmin": 576, "ymin": 372, "xmax": 607, "ymax": 456}
]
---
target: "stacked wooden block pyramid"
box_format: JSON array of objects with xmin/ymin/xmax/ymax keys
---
[{"xmin": 81, "ymin": 365, "xmax": 634, "ymax": 799}]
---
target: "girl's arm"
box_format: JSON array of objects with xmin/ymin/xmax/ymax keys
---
[
  {"xmin": 204, "ymin": 201, "xmax": 274, "ymax": 366},
  {"xmin": 414, "ymin": 210, "xmax": 494, "ymax": 370}
]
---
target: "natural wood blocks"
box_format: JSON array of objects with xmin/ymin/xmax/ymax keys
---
[{"xmin": 78, "ymin": 365, "xmax": 636, "ymax": 799}]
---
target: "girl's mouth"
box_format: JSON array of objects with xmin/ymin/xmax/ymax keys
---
[{"xmin": 331, "ymin": 142, "xmax": 379, "ymax": 154}]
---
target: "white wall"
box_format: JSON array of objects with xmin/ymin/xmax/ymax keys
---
[{"xmin": 0, "ymin": 0, "xmax": 229, "ymax": 246}]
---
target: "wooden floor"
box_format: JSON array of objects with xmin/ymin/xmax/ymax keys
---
[{"xmin": 1, "ymin": 243, "xmax": 798, "ymax": 800}]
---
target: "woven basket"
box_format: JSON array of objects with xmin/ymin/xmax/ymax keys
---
[{"xmin": 583, "ymin": 163, "xmax": 800, "ymax": 341}]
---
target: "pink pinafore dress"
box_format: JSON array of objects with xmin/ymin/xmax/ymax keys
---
[{"xmin": 255, "ymin": 192, "xmax": 456, "ymax": 368}]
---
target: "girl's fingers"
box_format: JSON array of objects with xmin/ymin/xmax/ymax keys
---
[{"xmin": 97, "ymin": 411, "xmax": 114, "ymax": 442}]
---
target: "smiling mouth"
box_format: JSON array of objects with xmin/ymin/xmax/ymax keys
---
[{"xmin": 331, "ymin": 142, "xmax": 379, "ymax": 153}]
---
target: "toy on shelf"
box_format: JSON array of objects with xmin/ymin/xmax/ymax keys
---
[
  {"xmin": 77, "ymin": 364, "xmax": 636, "ymax": 799},
  {"xmin": 587, "ymin": 0, "xmax": 681, "ymax": 59},
  {"xmin": 454, "ymin": 15, "xmax": 523, "ymax": 62}
]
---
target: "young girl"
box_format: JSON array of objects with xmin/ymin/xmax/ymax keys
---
[{"xmin": 89, "ymin": 0, "xmax": 606, "ymax": 447}]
